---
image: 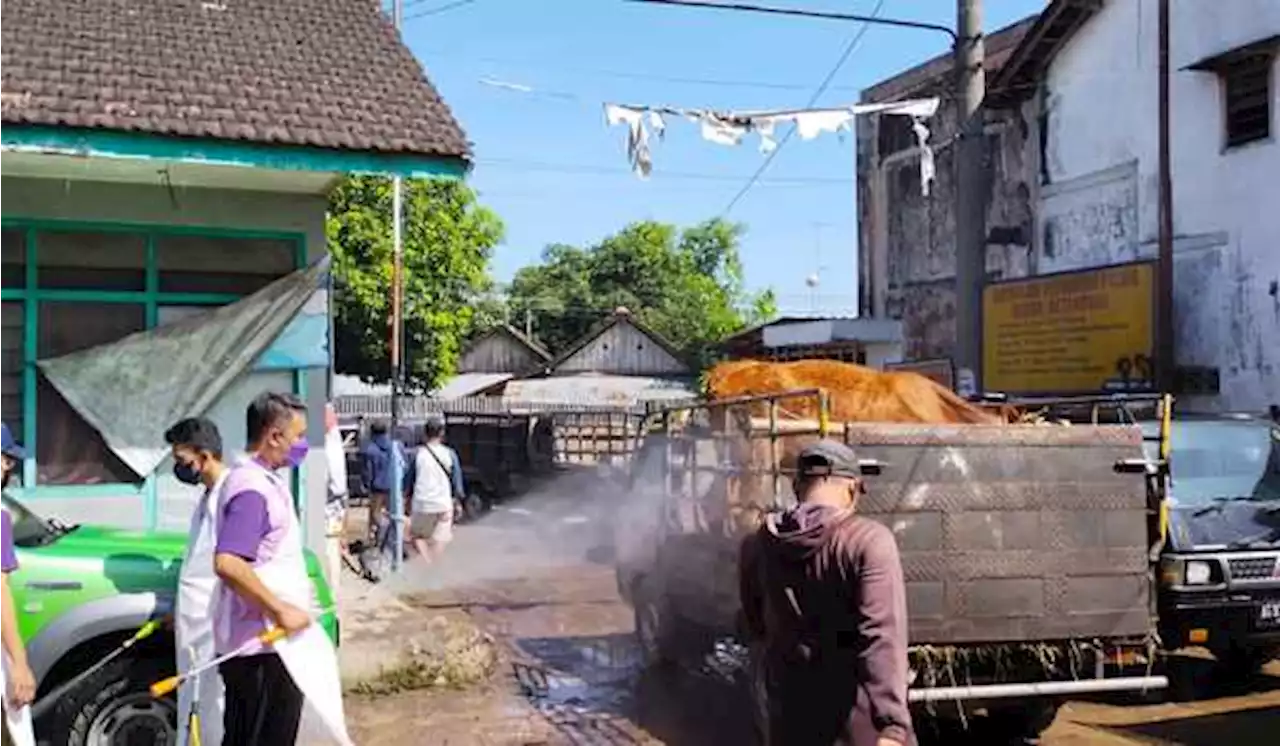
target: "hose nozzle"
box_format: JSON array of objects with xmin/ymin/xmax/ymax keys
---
[{"xmin": 150, "ymin": 676, "xmax": 180, "ymax": 698}]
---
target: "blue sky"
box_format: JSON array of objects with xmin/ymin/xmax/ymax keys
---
[{"xmin": 401, "ymin": 0, "xmax": 1045, "ymax": 316}]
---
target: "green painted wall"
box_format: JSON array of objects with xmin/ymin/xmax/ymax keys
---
[{"xmin": 1, "ymin": 176, "xmax": 330, "ymax": 556}]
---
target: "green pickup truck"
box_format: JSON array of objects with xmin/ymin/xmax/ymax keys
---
[{"xmin": 4, "ymin": 494, "xmax": 338, "ymax": 746}]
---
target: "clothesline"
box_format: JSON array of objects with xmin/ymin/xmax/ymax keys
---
[{"xmin": 603, "ymin": 97, "xmax": 940, "ymax": 196}]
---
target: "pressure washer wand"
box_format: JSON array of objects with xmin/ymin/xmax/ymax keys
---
[
  {"xmin": 149, "ymin": 627, "xmax": 288, "ymax": 699},
  {"xmin": 150, "ymin": 608, "xmax": 336, "ymax": 699},
  {"xmin": 29, "ymin": 618, "xmax": 164, "ymax": 721},
  {"xmin": 185, "ymin": 644, "xmax": 203, "ymax": 746}
]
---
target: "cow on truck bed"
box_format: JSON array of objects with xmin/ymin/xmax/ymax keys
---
[{"xmin": 614, "ymin": 381, "xmax": 1167, "ymax": 742}]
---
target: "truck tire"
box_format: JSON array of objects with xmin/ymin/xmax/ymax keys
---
[
  {"xmin": 634, "ymin": 583, "xmax": 681, "ymax": 669},
  {"xmin": 1165, "ymin": 654, "xmax": 1207, "ymax": 702},
  {"xmin": 1209, "ymin": 646, "xmax": 1271, "ymax": 694},
  {"xmin": 45, "ymin": 649, "xmax": 177, "ymax": 746},
  {"xmin": 632, "ymin": 580, "xmax": 712, "ymax": 670},
  {"xmin": 462, "ymin": 491, "xmax": 487, "ymax": 520},
  {"xmin": 453, "ymin": 491, "xmax": 489, "ymax": 525}
]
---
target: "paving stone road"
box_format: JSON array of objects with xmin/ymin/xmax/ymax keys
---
[{"xmin": 344, "ymin": 476, "xmax": 1279, "ymax": 746}]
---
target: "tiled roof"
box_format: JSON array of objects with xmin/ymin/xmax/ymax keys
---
[{"xmin": 0, "ymin": 0, "xmax": 470, "ymax": 161}]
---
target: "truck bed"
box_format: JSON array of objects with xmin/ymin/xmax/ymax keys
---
[
  {"xmin": 845, "ymin": 422, "xmax": 1152, "ymax": 644},
  {"xmin": 626, "ymin": 415, "xmax": 1154, "ymax": 646}
]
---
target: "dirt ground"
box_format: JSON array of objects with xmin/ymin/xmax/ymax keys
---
[{"xmin": 340, "ymin": 475, "xmax": 1280, "ymax": 746}]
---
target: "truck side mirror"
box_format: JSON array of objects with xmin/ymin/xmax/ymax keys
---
[
  {"xmin": 859, "ymin": 459, "xmax": 884, "ymax": 476},
  {"xmin": 1115, "ymin": 458, "xmax": 1162, "ymax": 474}
]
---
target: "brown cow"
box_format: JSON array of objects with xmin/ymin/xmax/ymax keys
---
[{"xmin": 705, "ymin": 359, "xmax": 1007, "ymax": 425}]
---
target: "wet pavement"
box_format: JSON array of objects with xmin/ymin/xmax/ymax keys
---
[{"xmin": 344, "ymin": 475, "xmax": 1280, "ymax": 746}]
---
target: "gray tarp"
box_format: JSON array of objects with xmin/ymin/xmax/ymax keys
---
[{"xmin": 37, "ymin": 258, "xmax": 330, "ymax": 479}]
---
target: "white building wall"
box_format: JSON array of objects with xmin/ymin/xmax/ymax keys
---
[{"xmin": 1038, "ymin": 0, "xmax": 1280, "ymax": 412}]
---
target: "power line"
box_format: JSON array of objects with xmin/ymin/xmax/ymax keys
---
[
  {"xmin": 423, "ymin": 49, "xmax": 861, "ymax": 92},
  {"xmin": 719, "ymin": 0, "xmax": 886, "ymax": 216},
  {"xmin": 475, "ymin": 182, "xmax": 843, "ymax": 201},
  {"xmin": 473, "ymin": 157, "xmax": 853, "ymax": 184},
  {"xmin": 625, "ymin": 0, "xmax": 953, "ymax": 41},
  {"xmin": 405, "ymin": 0, "xmax": 479, "ymax": 22},
  {"xmin": 488, "ymin": 298, "xmax": 859, "ymax": 319}
]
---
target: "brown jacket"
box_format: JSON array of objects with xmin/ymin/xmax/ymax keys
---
[{"xmin": 739, "ymin": 503, "xmax": 912, "ymax": 746}]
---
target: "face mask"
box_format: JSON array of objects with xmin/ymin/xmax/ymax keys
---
[
  {"xmin": 174, "ymin": 461, "xmax": 202, "ymax": 486},
  {"xmin": 286, "ymin": 438, "xmax": 310, "ymax": 468}
]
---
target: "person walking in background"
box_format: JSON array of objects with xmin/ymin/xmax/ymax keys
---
[
  {"xmin": 738, "ymin": 440, "xmax": 913, "ymax": 746},
  {"xmin": 358, "ymin": 419, "xmax": 401, "ymax": 537},
  {"xmin": 2, "ymin": 423, "xmax": 36, "ymax": 746},
  {"xmin": 359, "ymin": 420, "xmax": 409, "ymax": 542},
  {"xmin": 360, "ymin": 420, "xmax": 411, "ymax": 571},
  {"xmin": 407, "ymin": 415, "xmax": 464, "ymax": 565},
  {"xmin": 164, "ymin": 417, "xmax": 230, "ymax": 746}
]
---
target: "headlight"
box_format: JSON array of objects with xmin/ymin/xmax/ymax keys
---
[
  {"xmin": 1184, "ymin": 560, "xmax": 1212, "ymax": 585},
  {"xmin": 1160, "ymin": 557, "xmax": 1221, "ymax": 587}
]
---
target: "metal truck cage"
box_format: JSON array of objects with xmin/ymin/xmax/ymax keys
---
[{"xmin": 619, "ymin": 389, "xmax": 1170, "ymax": 706}]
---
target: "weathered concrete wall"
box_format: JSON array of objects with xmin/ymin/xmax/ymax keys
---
[
  {"xmin": 2, "ymin": 176, "xmax": 331, "ymax": 553},
  {"xmin": 1036, "ymin": 0, "xmax": 1280, "ymax": 411},
  {"xmin": 857, "ymin": 87, "xmax": 1037, "ymax": 361},
  {"xmin": 858, "ymin": 0, "xmax": 1279, "ymax": 411}
]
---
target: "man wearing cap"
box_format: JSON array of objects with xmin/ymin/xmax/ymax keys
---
[{"xmin": 738, "ymin": 439, "xmax": 913, "ymax": 746}]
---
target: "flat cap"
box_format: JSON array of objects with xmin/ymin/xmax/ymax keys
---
[{"xmin": 797, "ymin": 439, "xmax": 860, "ymax": 479}]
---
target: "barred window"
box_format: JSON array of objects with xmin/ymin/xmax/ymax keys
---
[{"xmin": 1223, "ymin": 53, "xmax": 1273, "ymax": 148}]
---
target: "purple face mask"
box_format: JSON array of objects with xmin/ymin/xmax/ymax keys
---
[{"xmin": 285, "ymin": 438, "xmax": 310, "ymax": 468}]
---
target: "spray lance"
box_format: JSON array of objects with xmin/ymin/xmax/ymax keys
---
[
  {"xmin": 29, "ymin": 618, "xmax": 165, "ymax": 721},
  {"xmin": 149, "ymin": 626, "xmax": 288, "ymax": 699},
  {"xmin": 149, "ymin": 606, "xmax": 337, "ymax": 700}
]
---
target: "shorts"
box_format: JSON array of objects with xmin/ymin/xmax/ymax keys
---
[
  {"xmin": 324, "ymin": 500, "xmax": 347, "ymax": 538},
  {"xmin": 410, "ymin": 510, "xmax": 454, "ymax": 544}
]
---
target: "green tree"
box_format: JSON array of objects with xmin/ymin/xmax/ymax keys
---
[
  {"xmin": 327, "ymin": 176, "xmax": 504, "ymax": 391},
  {"xmin": 508, "ymin": 218, "xmax": 776, "ymax": 369}
]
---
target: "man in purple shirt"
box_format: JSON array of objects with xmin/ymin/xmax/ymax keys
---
[
  {"xmin": 2, "ymin": 423, "xmax": 36, "ymax": 716},
  {"xmin": 212, "ymin": 393, "xmax": 313, "ymax": 745}
]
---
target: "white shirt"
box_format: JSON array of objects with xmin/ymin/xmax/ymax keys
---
[
  {"xmin": 324, "ymin": 428, "xmax": 347, "ymax": 501},
  {"xmin": 412, "ymin": 442, "xmax": 457, "ymax": 514}
]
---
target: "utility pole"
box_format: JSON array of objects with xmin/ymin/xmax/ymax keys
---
[
  {"xmin": 627, "ymin": 1, "xmax": 981, "ymax": 392},
  {"xmin": 388, "ymin": 0, "xmax": 406, "ymax": 573},
  {"xmin": 1156, "ymin": 0, "xmax": 1175, "ymax": 394},
  {"xmin": 953, "ymin": 0, "xmax": 985, "ymax": 397}
]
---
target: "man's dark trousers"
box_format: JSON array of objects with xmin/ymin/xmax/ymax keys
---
[{"xmin": 221, "ymin": 652, "xmax": 304, "ymax": 744}]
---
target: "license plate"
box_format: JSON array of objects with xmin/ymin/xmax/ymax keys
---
[{"xmin": 1260, "ymin": 602, "xmax": 1280, "ymax": 624}]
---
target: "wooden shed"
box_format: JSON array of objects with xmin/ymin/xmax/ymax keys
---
[
  {"xmin": 457, "ymin": 324, "xmax": 552, "ymax": 375},
  {"xmin": 547, "ymin": 307, "xmax": 690, "ymax": 377}
]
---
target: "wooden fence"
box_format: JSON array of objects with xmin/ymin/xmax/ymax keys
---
[{"xmin": 335, "ymin": 395, "xmax": 650, "ymax": 465}]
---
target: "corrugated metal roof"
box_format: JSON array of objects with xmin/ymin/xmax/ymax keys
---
[
  {"xmin": 503, "ymin": 374, "xmax": 696, "ymax": 406},
  {"xmin": 332, "ymin": 374, "xmax": 390, "ymax": 398},
  {"xmin": 433, "ymin": 372, "xmax": 513, "ymax": 399}
]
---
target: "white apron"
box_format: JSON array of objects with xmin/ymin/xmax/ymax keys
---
[
  {"xmin": 175, "ymin": 473, "xmax": 227, "ymax": 746},
  {"xmin": 212, "ymin": 459, "xmax": 353, "ymax": 746},
  {"xmin": 2, "ymin": 649, "xmax": 36, "ymax": 746}
]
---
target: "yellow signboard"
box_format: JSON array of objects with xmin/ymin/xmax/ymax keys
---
[{"xmin": 983, "ymin": 262, "xmax": 1155, "ymax": 394}]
